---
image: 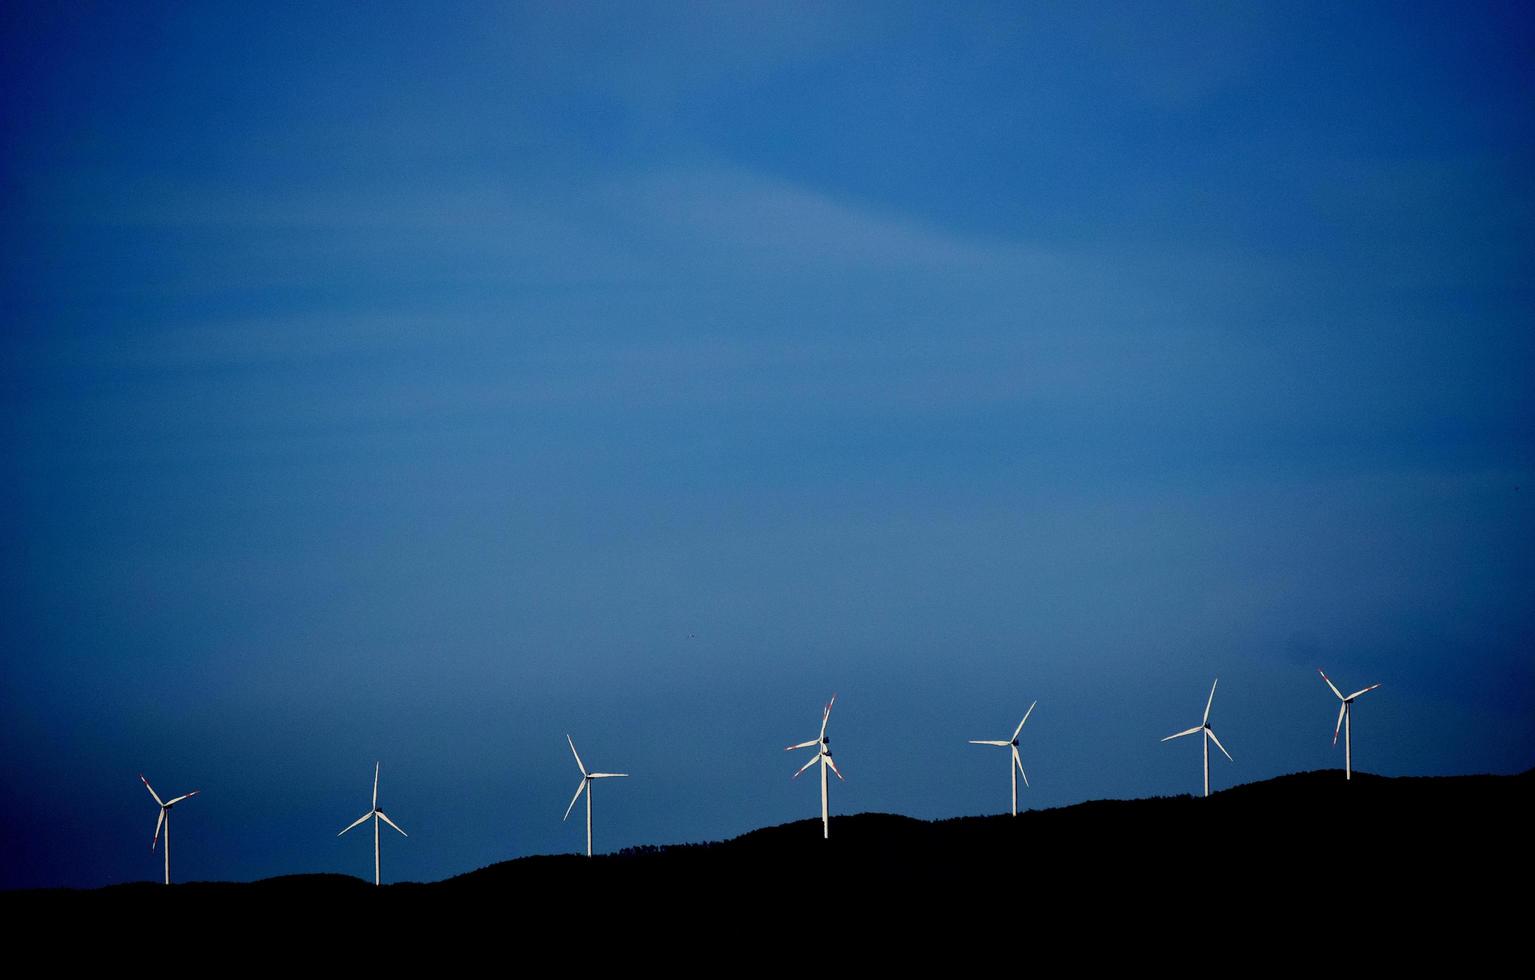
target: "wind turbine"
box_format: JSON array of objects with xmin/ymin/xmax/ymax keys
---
[
  {"xmin": 338, "ymin": 762, "xmax": 408, "ymax": 886},
  {"xmin": 786, "ymin": 694, "xmax": 843, "ymax": 839},
  {"xmin": 1319, "ymin": 669, "xmax": 1381, "ymax": 780},
  {"xmin": 969, "ymin": 701, "xmax": 1036, "ymax": 817},
  {"xmin": 1161, "ymin": 678, "xmax": 1233, "ymax": 798},
  {"xmin": 562, "ymin": 735, "xmax": 628, "ymax": 858},
  {"xmin": 140, "ymin": 775, "xmax": 198, "ymax": 885}
]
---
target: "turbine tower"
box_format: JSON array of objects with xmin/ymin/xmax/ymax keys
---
[
  {"xmin": 562, "ymin": 735, "xmax": 628, "ymax": 857},
  {"xmin": 1161, "ymin": 678, "xmax": 1233, "ymax": 798},
  {"xmin": 1319, "ymin": 669, "xmax": 1381, "ymax": 780},
  {"xmin": 786, "ymin": 694, "xmax": 843, "ymax": 839},
  {"xmin": 338, "ymin": 762, "xmax": 408, "ymax": 886},
  {"xmin": 969, "ymin": 700, "xmax": 1036, "ymax": 816},
  {"xmin": 140, "ymin": 775, "xmax": 198, "ymax": 885}
]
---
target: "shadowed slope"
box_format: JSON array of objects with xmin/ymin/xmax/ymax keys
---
[{"xmin": 6, "ymin": 769, "xmax": 1529, "ymax": 962}]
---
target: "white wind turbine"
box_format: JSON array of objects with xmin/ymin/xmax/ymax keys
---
[
  {"xmin": 1319, "ymin": 669, "xmax": 1381, "ymax": 780},
  {"xmin": 1161, "ymin": 678, "xmax": 1233, "ymax": 798},
  {"xmin": 140, "ymin": 775, "xmax": 198, "ymax": 885},
  {"xmin": 786, "ymin": 694, "xmax": 843, "ymax": 839},
  {"xmin": 969, "ymin": 700, "xmax": 1036, "ymax": 817},
  {"xmin": 337, "ymin": 762, "xmax": 408, "ymax": 886},
  {"xmin": 562, "ymin": 735, "xmax": 629, "ymax": 858}
]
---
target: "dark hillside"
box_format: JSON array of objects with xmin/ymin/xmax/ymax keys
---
[{"xmin": 8, "ymin": 769, "xmax": 1528, "ymax": 965}]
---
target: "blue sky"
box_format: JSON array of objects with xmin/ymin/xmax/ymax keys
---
[{"xmin": 2, "ymin": 1, "xmax": 1532, "ymax": 889}]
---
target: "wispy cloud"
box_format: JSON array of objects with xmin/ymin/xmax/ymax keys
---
[{"xmin": 611, "ymin": 167, "xmax": 1040, "ymax": 276}]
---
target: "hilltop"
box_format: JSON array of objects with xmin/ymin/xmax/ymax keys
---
[{"xmin": 7, "ymin": 769, "xmax": 1528, "ymax": 963}]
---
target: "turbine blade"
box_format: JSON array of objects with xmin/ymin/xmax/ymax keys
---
[
  {"xmin": 969, "ymin": 740, "xmax": 1010, "ymax": 746},
  {"xmin": 825, "ymin": 756, "xmax": 844, "ymax": 781},
  {"xmin": 792, "ymin": 753, "xmax": 820, "ymax": 779},
  {"xmin": 1012, "ymin": 701, "xmax": 1037, "ymax": 741},
  {"xmin": 163, "ymin": 791, "xmax": 199, "ymax": 808},
  {"xmin": 338, "ymin": 811, "xmax": 371, "ymax": 836},
  {"xmin": 152, "ymin": 808, "xmax": 165, "ymax": 851},
  {"xmin": 377, "ymin": 811, "xmax": 408, "ymax": 837},
  {"xmin": 1345, "ymin": 684, "xmax": 1381, "ymax": 701},
  {"xmin": 819, "ymin": 694, "xmax": 837, "ymax": 740},
  {"xmin": 140, "ymin": 775, "xmax": 164, "ymax": 807},
  {"xmin": 1206, "ymin": 727, "xmax": 1233, "ymax": 762},
  {"xmin": 1014, "ymin": 747, "xmax": 1029, "ymax": 788},
  {"xmin": 566, "ymin": 734, "xmax": 588, "ymax": 776},
  {"xmin": 1318, "ymin": 669, "xmax": 1345, "ymax": 701},
  {"xmin": 786, "ymin": 739, "xmax": 820, "ymax": 751},
  {"xmin": 1333, "ymin": 702, "xmax": 1346, "ymax": 745},
  {"xmin": 588, "ymin": 772, "xmax": 629, "ymax": 779},
  {"xmin": 373, "ymin": 762, "xmax": 379, "ymax": 810},
  {"xmin": 1203, "ymin": 678, "xmax": 1218, "ymax": 725},
  {"xmin": 563, "ymin": 778, "xmax": 588, "ymax": 821},
  {"xmin": 1162, "ymin": 725, "xmax": 1202, "ymax": 741}
]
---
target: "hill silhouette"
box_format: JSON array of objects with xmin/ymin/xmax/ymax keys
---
[{"xmin": 7, "ymin": 769, "xmax": 1528, "ymax": 963}]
